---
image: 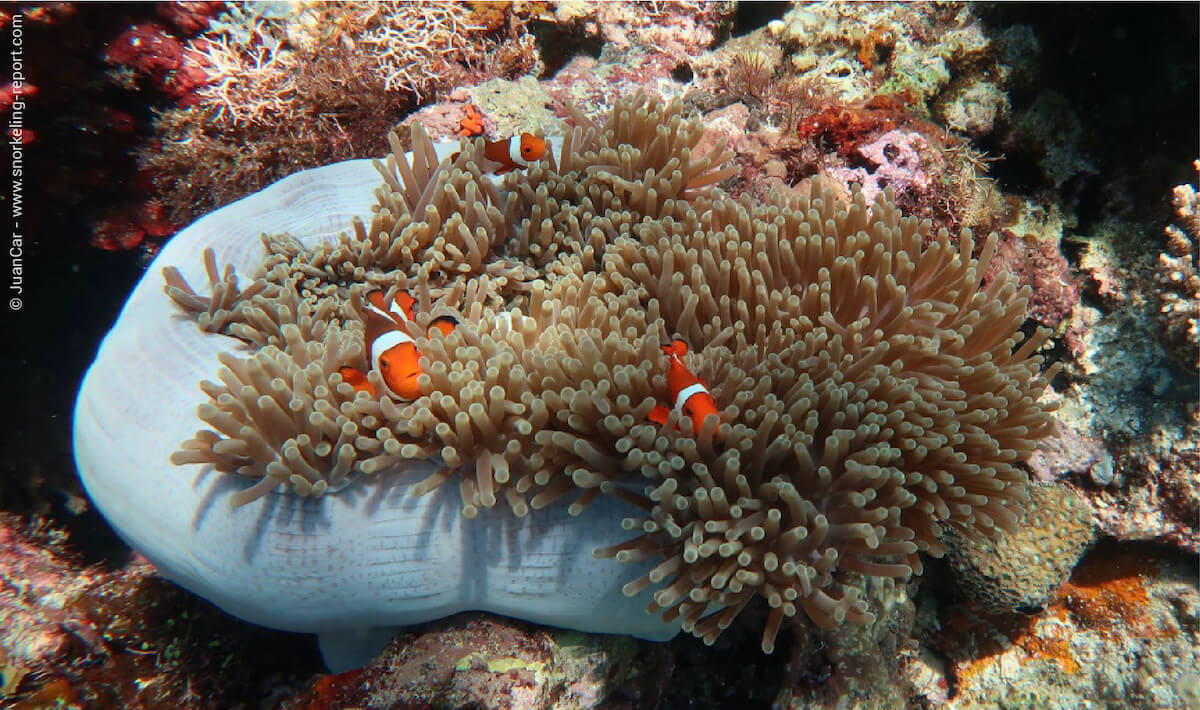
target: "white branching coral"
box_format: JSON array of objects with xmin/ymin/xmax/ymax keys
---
[
  {"xmin": 165, "ymin": 94, "xmax": 1057, "ymax": 654},
  {"xmin": 195, "ymin": 1, "xmax": 497, "ymax": 125},
  {"xmin": 1159, "ymin": 160, "xmax": 1200, "ymax": 371}
]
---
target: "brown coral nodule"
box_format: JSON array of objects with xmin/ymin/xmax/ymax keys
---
[
  {"xmin": 943, "ymin": 482, "xmax": 1095, "ymax": 614},
  {"xmin": 165, "ymin": 93, "xmax": 1059, "ymax": 652}
]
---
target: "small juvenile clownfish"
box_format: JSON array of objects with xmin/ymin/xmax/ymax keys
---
[
  {"xmin": 451, "ymin": 133, "xmax": 547, "ymax": 175},
  {"xmin": 338, "ymin": 290, "xmax": 458, "ymax": 400},
  {"xmin": 646, "ymin": 339, "xmax": 720, "ymax": 436}
]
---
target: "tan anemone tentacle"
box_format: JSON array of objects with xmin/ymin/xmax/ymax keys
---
[{"xmin": 166, "ymin": 94, "xmax": 1057, "ymax": 654}]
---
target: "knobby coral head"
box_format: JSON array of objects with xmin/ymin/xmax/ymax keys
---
[{"xmin": 142, "ymin": 93, "xmax": 1059, "ymax": 654}]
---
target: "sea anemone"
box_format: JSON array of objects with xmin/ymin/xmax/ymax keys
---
[{"xmin": 76, "ymin": 93, "xmax": 1057, "ymax": 665}]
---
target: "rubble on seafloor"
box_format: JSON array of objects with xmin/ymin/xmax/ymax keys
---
[
  {"xmin": 9, "ymin": 1, "xmax": 1200, "ymax": 708},
  {"xmin": 0, "ymin": 513, "xmax": 321, "ymax": 708}
]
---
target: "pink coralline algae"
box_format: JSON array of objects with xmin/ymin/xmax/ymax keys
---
[
  {"xmin": 825, "ymin": 128, "xmax": 943, "ymax": 205},
  {"xmin": 542, "ymin": 52, "xmax": 688, "ymax": 123},
  {"xmin": 1026, "ymin": 417, "xmax": 1109, "ymax": 484},
  {"xmin": 988, "ymin": 225, "xmax": 1084, "ymax": 328}
]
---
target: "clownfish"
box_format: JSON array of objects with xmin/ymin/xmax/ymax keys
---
[
  {"xmin": 338, "ymin": 290, "xmax": 457, "ymax": 400},
  {"xmin": 646, "ymin": 339, "xmax": 720, "ymax": 436},
  {"xmin": 451, "ymin": 133, "xmax": 546, "ymax": 175}
]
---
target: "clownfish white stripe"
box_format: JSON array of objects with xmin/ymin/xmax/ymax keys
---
[
  {"xmin": 508, "ymin": 136, "xmax": 529, "ymax": 167},
  {"xmin": 674, "ymin": 382, "xmax": 710, "ymax": 412},
  {"xmin": 366, "ymin": 302, "xmax": 395, "ymax": 322},
  {"xmin": 371, "ymin": 329, "xmax": 414, "ymax": 370}
]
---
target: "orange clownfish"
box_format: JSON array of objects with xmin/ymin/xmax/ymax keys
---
[
  {"xmin": 451, "ymin": 133, "xmax": 546, "ymax": 175},
  {"xmin": 646, "ymin": 339, "xmax": 720, "ymax": 436},
  {"xmin": 338, "ymin": 290, "xmax": 457, "ymax": 400}
]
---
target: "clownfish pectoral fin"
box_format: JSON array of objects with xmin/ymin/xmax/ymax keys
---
[
  {"xmin": 337, "ymin": 366, "xmax": 376, "ymax": 397},
  {"xmin": 429, "ymin": 315, "xmax": 458, "ymax": 337},
  {"xmin": 646, "ymin": 405, "xmax": 670, "ymax": 426}
]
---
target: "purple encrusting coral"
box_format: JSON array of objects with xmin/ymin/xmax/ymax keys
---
[{"xmin": 8, "ymin": 1, "xmax": 1200, "ymax": 709}]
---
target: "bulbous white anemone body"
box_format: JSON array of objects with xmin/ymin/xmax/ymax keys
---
[{"xmin": 74, "ymin": 149, "xmax": 679, "ymax": 672}]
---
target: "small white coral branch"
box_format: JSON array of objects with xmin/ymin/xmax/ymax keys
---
[
  {"xmin": 357, "ymin": 1, "xmax": 489, "ymax": 99},
  {"xmin": 1158, "ymin": 159, "xmax": 1200, "ymax": 370}
]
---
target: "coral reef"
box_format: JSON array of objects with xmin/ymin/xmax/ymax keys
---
[
  {"xmin": 1035, "ymin": 165, "xmax": 1200, "ymax": 555},
  {"xmin": 1158, "ymin": 161, "xmax": 1200, "ymax": 371},
  {"xmin": 26, "ymin": 2, "xmax": 1198, "ymax": 707},
  {"xmin": 531, "ymin": 0, "xmax": 726, "ymax": 62},
  {"xmin": 932, "ymin": 75, "xmax": 1011, "ymax": 138},
  {"xmin": 1089, "ymin": 405, "xmax": 1200, "ymax": 553},
  {"xmin": 943, "ymin": 482, "xmax": 1095, "ymax": 613},
  {"xmin": 670, "ymin": 2, "xmax": 1017, "ymax": 235},
  {"xmin": 763, "ymin": 3, "xmax": 994, "ymax": 107}
]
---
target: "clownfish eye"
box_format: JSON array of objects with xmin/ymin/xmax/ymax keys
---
[{"xmin": 522, "ymin": 145, "xmax": 533, "ymax": 157}]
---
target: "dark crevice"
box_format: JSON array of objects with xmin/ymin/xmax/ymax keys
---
[{"xmin": 732, "ymin": 1, "xmax": 790, "ymax": 36}]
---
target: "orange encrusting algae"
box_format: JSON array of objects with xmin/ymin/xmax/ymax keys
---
[{"xmin": 943, "ymin": 545, "xmax": 1172, "ymax": 689}]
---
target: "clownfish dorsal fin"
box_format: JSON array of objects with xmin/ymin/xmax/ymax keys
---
[
  {"xmin": 392, "ymin": 291, "xmax": 416, "ymax": 322},
  {"xmin": 366, "ymin": 290, "xmax": 387, "ymax": 312}
]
